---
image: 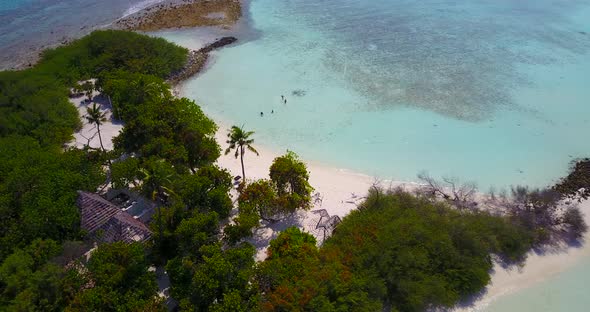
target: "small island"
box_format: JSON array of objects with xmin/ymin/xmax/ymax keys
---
[{"xmin": 0, "ymin": 26, "xmax": 589, "ymax": 312}]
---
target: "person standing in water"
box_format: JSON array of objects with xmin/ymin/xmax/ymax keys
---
[{"xmin": 260, "ymin": 112, "xmax": 264, "ymax": 117}]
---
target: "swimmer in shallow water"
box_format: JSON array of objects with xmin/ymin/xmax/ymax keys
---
[{"xmin": 260, "ymin": 112, "xmax": 264, "ymax": 117}]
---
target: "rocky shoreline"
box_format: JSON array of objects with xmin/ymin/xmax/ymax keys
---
[
  {"xmin": 167, "ymin": 36, "xmax": 238, "ymax": 85},
  {"xmin": 113, "ymin": 0, "xmax": 242, "ymax": 31}
]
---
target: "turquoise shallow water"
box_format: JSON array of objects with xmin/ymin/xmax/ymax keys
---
[
  {"xmin": 172, "ymin": 0, "xmax": 590, "ymax": 191},
  {"xmin": 162, "ymin": 0, "xmax": 590, "ymax": 310},
  {"xmin": 484, "ymin": 255, "xmax": 590, "ymax": 312}
]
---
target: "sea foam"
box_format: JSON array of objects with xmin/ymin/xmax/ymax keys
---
[{"xmin": 122, "ymin": 0, "xmax": 166, "ymax": 17}]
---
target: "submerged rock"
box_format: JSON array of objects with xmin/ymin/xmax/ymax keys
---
[{"xmin": 198, "ymin": 36, "xmax": 238, "ymax": 53}]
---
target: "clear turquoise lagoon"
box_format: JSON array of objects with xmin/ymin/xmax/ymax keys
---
[
  {"xmin": 168, "ymin": 0, "xmax": 590, "ymax": 192},
  {"xmin": 162, "ymin": 0, "xmax": 590, "ymax": 310}
]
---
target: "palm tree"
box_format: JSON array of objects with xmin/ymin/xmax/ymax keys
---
[
  {"xmin": 225, "ymin": 125, "xmax": 259, "ymax": 181},
  {"xmin": 85, "ymin": 103, "xmax": 107, "ymax": 152}
]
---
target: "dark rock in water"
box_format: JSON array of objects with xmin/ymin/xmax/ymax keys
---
[
  {"xmin": 579, "ymin": 31, "xmax": 587, "ymax": 35},
  {"xmin": 198, "ymin": 36, "xmax": 237, "ymax": 54},
  {"xmin": 292, "ymin": 89, "xmax": 306, "ymax": 97},
  {"xmin": 167, "ymin": 37, "xmax": 238, "ymax": 85}
]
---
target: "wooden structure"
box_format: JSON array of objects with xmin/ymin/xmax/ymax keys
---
[
  {"xmin": 312, "ymin": 209, "xmax": 342, "ymax": 241},
  {"xmin": 77, "ymin": 191, "xmax": 152, "ymax": 244}
]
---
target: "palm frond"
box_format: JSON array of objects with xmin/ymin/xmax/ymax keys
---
[{"xmin": 247, "ymin": 145, "xmax": 259, "ymax": 156}]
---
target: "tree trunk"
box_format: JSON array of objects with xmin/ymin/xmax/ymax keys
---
[
  {"xmin": 96, "ymin": 124, "xmax": 112, "ymax": 166},
  {"xmin": 97, "ymin": 124, "xmax": 106, "ymax": 152},
  {"xmin": 240, "ymin": 145, "xmax": 246, "ymax": 181}
]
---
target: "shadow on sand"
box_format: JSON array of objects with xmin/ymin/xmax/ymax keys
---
[{"xmin": 246, "ymin": 211, "xmax": 306, "ymax": 260}]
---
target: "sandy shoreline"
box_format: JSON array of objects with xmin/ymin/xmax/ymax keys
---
[
  {"xmin": 208, "ymin": 113, "xmax": 590, "ymax": 309},
  {"xmin": 456, "ymin": 198, "xmax": 590, "ymax": 311},
  {"xmin": 208, "ymin": 117, "xmax": 390, "ymax": 258},
  {"xmin": 69, "ymin": 81, "xmax": 590, "ymax": 309}
]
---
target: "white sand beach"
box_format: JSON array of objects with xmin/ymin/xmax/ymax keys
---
[{"xmin": 69, "ymin": 89, "xmax": 123, "ymax": 151}]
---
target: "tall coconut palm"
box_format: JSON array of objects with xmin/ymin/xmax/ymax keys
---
[
  {"xmin": 85, "ymin": 103, "xmax": 107, "ymax": 152},
  {"xmin": 225, "ymin": 125, "xmax": 259, "ymax": 181}
]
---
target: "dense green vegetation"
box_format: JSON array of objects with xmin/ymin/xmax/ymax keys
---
[
  {"xmin": 0, "ymin": 70, "xmax": 80, "ymax": 146},
  {"xmin": 102, "ymin": 71, "xmax": 220, "ymax": 171},
  {"xmin": 0, "ymin": 30, "xmax": 204, "ymax": 310},
  {"xmin": 0, "ymin": 30, "xmax": 186, "ymax": 253},
  {"xmin": 256, "ymin": 188, "xmax": 536, "ymax": 311},
  {"xmin": 66, "ymin": 242, "xmax": 164, "ymax": 311},
  {"xmin": 37, "ymin": 30, "xmax": 187, "ymax": 82},
  {"xmin": 0, "ymin": 29, "xmax": 270, "ymax": 311},
  {"xmin": 0, "ymin": 137, "xmax": 104, "ymax": 260}
]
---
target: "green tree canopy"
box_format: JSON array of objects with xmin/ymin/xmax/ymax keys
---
[
  {"xmin": 0, "ymin": 136, "xmax": 104, "ymax": 260},
  {"xmin": 257, "ymin": 189, "xmax": 536, "ymax": 312},
  {"xmin": 167, "ymin": 243, "xmax": 259, "ymax": 311},
  {"xmin": 269, "ymin": 151, "xmax": 314, "ymax": 213},
  {"xmin": 37, "ymin": 30, "xmax": 187, "ymax": 82},
  {"xmin": 66, "ymin": 242, "xmax": 164, "ymax": 311},
  {"xmin": 0, "ymin": 70, "xmax": 80, "ymax": 146}
]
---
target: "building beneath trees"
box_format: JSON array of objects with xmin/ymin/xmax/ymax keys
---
[{"xmin": 77, "ymin": 191, "xmax": 152, "ymax": 243}]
